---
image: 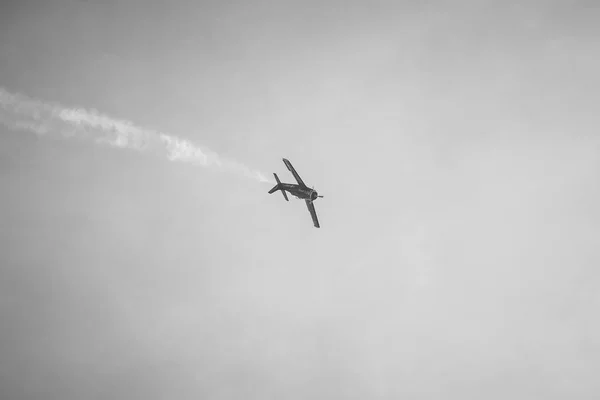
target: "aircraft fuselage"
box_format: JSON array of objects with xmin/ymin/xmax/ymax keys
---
[{"xmin": 279, "ymin": 183, "xmax": 320, "ymax": 201}]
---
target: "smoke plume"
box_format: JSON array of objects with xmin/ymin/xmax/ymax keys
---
[{"xmin": 0, "ymin": 87, "xmax": 272, "ymax": 183}]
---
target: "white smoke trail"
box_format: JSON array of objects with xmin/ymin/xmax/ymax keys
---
[{"xmin": 0, "ymin": 87, "xmax": 272, "ymax": 184}]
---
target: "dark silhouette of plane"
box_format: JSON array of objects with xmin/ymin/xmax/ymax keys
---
[{"xmin": 268, "ymin": 158, "xmax": 323, "ymax": 228}]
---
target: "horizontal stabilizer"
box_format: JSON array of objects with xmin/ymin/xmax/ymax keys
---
[{"xmin": 269, "ymin": 173, "xmax": 288, "ymax": 201}]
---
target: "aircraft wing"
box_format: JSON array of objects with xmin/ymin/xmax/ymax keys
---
[
  {"xmin": 305, "ymin": 200, "xmax": 320, "ymax": 228},
  {"xmin": 283, "ymin": 158, "xmax": 306, "ymax": 187}
]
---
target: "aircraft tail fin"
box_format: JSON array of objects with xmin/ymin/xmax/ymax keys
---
[{"xmin": 268, "ymin": 173, "xmax": 288, "ymax": 201}]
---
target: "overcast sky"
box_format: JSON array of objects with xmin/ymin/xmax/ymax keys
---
[{"xmin": 1, "ymin": 1, "xmax": 600, "ymax": 399}]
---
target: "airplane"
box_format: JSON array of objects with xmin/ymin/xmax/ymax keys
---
[{"xmin": 268, "ymin": 158, "xmax": 323, "ymax": 228}]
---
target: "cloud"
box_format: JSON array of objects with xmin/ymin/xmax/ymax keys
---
[{"xmin": 0, "ymin": 87, "xmax": 272, "ymax": 183}]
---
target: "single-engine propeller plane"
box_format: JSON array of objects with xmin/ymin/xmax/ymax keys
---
[{"xmin": 268, "ymin": 158, "xmax": 323, "ymax": 228}]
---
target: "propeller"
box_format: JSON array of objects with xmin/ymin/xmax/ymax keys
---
[{"xmin": 312, "ymin": 186, "xmax": 324, "ymax": 199}]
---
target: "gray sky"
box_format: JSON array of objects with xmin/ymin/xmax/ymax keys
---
[{"xmin": 1, "ymin": 1, "xmax": 600, "ymax": 399}]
